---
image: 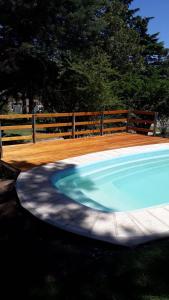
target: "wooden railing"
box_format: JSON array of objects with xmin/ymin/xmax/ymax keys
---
[
  {"xmin": 0, "ymin": 109, "xmax": 157, "ymax": 155},
  {"xmin": 127, "ymin": 110, "xmax": 158, "ymax": 135},
  {"xmin": 0, "ymin": 110, "xmax": 128, "ymax": 143}
]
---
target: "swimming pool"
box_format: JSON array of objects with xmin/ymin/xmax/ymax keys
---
[
  {"xmin": 52, "ymin": 149, "xmax": 169, "ymax": 212},
  {"xmin": 16, "ymin": 143, "xmax": 169, "ymax": 246}
]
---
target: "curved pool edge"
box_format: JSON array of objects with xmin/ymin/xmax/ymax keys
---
[{"xmin": 16, "ymin": 143, "xmax": 169, "ymax": 247}]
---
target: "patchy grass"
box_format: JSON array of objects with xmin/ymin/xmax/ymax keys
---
[
  {"xmin": 4, "ymin": 129, "xmax": 33, "ymax": 138},
  {"xmin": 1, "ymin": 183, "xmax": 169, "ymax": 300}
]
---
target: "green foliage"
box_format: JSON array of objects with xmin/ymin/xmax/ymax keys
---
[
  {"xmin": 0, "ymin": 0, "xmax": 168, "ymax": 115},
  {"xmin": 46, "ymin": 50, "xmax": 122, "ymax": 112},
  {"xmin": 117, "ymin": 72, "xmax": 169, "ymax": 115}
]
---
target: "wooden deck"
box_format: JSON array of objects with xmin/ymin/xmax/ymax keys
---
[{"xmin": 2, "ymin": 133, "xmax": 168, "ymax": 171}]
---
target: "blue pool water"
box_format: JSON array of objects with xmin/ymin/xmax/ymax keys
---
[{"xmin": 52, "ymin": 149, "xmax": 169, "ymax": 212}]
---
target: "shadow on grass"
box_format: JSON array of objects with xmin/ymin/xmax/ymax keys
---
[{"xmin": 1, "ymin": 161, "xmax": 169, "ymax": 299}]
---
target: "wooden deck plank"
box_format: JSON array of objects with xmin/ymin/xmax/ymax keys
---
[{"xmin": 2, "ymin": 133, "xmax": 168, "ymax": 171}]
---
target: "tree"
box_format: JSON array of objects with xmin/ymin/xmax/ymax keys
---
[{"xmin": 0, "ymin": 0, "xmax": 168, "ymax": 116}]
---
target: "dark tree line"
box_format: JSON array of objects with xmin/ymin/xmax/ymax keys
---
[{"xmin": 0, "ymin": 0, "xmax": 168, "ymax": 116}]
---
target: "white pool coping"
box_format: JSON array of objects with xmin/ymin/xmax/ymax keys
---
[{"xmin": 16, "ymin": 142, "xmax": 169, "ymax": 247}]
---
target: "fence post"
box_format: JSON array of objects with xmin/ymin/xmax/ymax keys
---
[
  {"xmin": 126, "ymin": 109, "xmax": 131, "ymax": 133},
  {"xmin": 0, "ymin": 120, "xmax": 3, "ymax": 159},
  {"xmin": 100, "ymin": 111, "xmax": 104, "ymax": 136},
  {"xmin": 72, "ymin": 112, "xmax": 75, "ymax": 138},
  {"xmin": 32, "ymin": 113, "xmax": 36, "ymax": 143},
  {"xmin": 153, "ymin": 112, "xmax": 158, "ymax": 136}
]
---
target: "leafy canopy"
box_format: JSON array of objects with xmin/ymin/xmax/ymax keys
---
[{"xmin": 0, "ymin": 0, "xmax": 168, "ymax": 115}]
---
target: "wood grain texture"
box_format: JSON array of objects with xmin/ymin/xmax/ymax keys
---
[
  {"xmin": 103, "ymin": 118, "xmax": 127, "ymax": 123},
  {"xmin": 132, "ymin": 110, "xmax": 155, "ymax": 116},
  {"xmin": 36, "ymin": 112, "xmax": 73, "ymax": 118},
  {"xmin": 128, "ymin": 126, "xmax": 153, "ymax": 133},
  {"xmin": 128, "ymin": 119, "xmax": 153, "ymax": 124},
  {"xmin": 75, "ymin": 121, "xmax": 100, "ymax": 126},
  {"xmin": 0, "ymin": 124, "xmax": 32, "ymax": 130},
  {"xmin": 103, "ymin": 127, "xmax": 126, "ymax": 132},
  {"xmin": 0, "ymin": 114, "xmax": 32, "ymax": 119},
  {"xmin": 2, "ymin": 135, "xmax": 32, "ymax": 141},
  {"xmin": 36, "ymin": 122, "xmax": 72, "ymax": 128},
  {"xmin": 3, "ymin": 133, "xmax": 168, "ymax": 171},
  {"xmin": 104, "ymin": 110, "xmax": 128, "ymax": 115},
  {"xmin": 36, "ymin": 132, "xmax": 72, "ymax": 139},
  {"xmin": 75, "ymin": 129, "xmax": 100, "ymax": 135}
]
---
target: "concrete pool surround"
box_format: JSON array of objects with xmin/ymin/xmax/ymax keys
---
[{"xmin": 16, "ymin": 143, "xmax": 169, "ymax": 247}]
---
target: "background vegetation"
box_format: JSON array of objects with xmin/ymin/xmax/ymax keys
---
[{"xmin": 0, "ymin": 0, "xmax": 168, "ymax": 118}]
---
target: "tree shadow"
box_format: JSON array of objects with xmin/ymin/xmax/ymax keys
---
[
  {"xmin": 1, "ymin": 160, "xmax": 169, "ymax": 299},
  {"xmin": 8, "ymin": 160, "xmax": 40, "ymax": 170}
]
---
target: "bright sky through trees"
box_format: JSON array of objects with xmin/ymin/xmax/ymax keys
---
[{"xmin": 131, "ymin": 0, "xmax": 169, "ymax": 48}]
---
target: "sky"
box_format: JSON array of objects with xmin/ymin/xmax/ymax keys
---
[{"xmin": 130, "ymin": 0, "xmax": 169, "ymax": 48}]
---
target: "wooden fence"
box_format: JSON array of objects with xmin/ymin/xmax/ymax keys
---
[{"xmin": 0, "ymin": 110, "xmax": 157, "ymax": 154}]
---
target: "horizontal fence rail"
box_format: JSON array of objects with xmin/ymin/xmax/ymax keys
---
[
  {"xmin": 0, "ymin": 109, "xmax": 157, "ymax": 157},
  {"xmin": 127, "ymin": 110, "xmax": 157, "ymax": 135}
]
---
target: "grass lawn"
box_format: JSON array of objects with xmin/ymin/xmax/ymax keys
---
[
  {"xmin": 3, "ymin": 128, "xmax": 60, "ymax": 138},
  {"xmin": 3, "ymin": 128, "xmax": 49, "ymax": 144},
  {"xmin": 1, "ymin": 179, "xmax": 169, "ymax": 300},
  {"xmin": 4, "ymin": 129, "xmax": 33, "ymax": 136},
  {"xmin": 3, "ymin": 129, "xmax": 33, "ymax": 145}
]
